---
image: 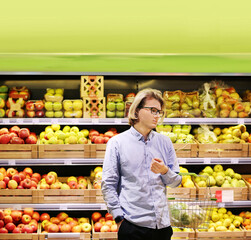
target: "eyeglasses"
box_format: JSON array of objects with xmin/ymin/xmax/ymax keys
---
[{"xmin": 142, "ymin": 107, "xmax": 164, "ymax": 117}]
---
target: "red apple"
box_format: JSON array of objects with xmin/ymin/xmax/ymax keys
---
[
  {"xmin": 35, "ymin": 100, "xmax": 44, "ymax": 110},
  {"xmin": 0, "ymin": 134, "xmax": 11, "ymax": 144},
  {"xmin": 25, "ymin": 135, "xmax": 37, "ymax": 144},
  {"xmin": 48, "ymin": 223, "xmax": 59, "ymax": 233},
  {"xmin": 5, "ymin": 222, "xmax": 15, "ymax": 232},
  {"xmin": 22, "ymin": 178, "xmax": 32, "ymax": 189},
  {"xmin": 105, "ymin": 213, "xmax": 113, "ymax": 221},
  {"xmin": 35, "ymin": 110, "xmax": 45, "ymax": 117},
  {"xmin": 45, "ymin": 174, "xmax": 56, "ymax": 185},
  {"xmin": 40, "ymin": 213, "xmax": 50, "ymax": 222},
  {"xmin": 6, "ymin": 168, "xmax": 17, "ymax": 178},
  {"xmin": 0, "ymin": 180, "xmax": 6, "ymax": 189},
  {"xmin": 0, "ymin": 167, "xmax": 6, "ymax": 176},
  {"xmin": 17, "ymin": 185, "xmax": 24, "ymax": 189},
  {"xmin": 68, "ymin": 220, "xmax": 78, "ymax": 229},
  {"xmin": 100, "ymin": 225, "xmax": 111, "ymax": 232},
  {"xmin": 92, "ymin": 212, "xmax": 102, "ymax": 223},
  {"xmin": 22, "ymin": 214, "xmax": 31, "ymax": 224},
  {"xmin": 111, "ymin": 224, "xmax": 118, "ymax": 232},
  {"xmin": 32, "ymin": 212, "xmax": 40, "ymax": 222},
  {"xmin": 3, "ymin": 176, "xmax": 10, "ymax": 186},
  {"xmin": 0, "ymin": 227, "xmax": 8, "ymax": 233},
  {"xmin": 26, "ymin": 110, "xmax": 36, "ymax": 118},
  {"xmin": 12, "ymin": 174, "xmax": 21, "ymax": 184},
  {"xmin": 72, "ymin": 225, "xmax": 82, "ymax": 232},
  {"xmin": 23, "ymin": 208, "xmax": 34, "ymax": 217},
  {"xmin": 29, "ymin": 222, "xmax": 38, "ymax": 232},
  {"xmin": 0, "ymin": 210, "xmax": 4, "ymax": 220},
  {"xmin": 68, "ymin": 180, "xmax": 78, "ymax": 189},
  {"xmin": 10, "ymin": 137, "xmax": 24, "ymax": 144},
  {"xmin": 105, "ymin": 220, "xmax": 113, "ymax": 228},
  {"xmin": 11, "ymin": 210, "xmax": 22, "ymax": 222},
  {"xmin": 104, "ymin": 131, "xmax": 114, "ymax": 138},
  {"xmin": 31, "ymin": 177, "xmax": 39, "ymax": 184},
  {"xmin": 26, "ymin": 101, "xmax": 35, "ymax": 111},
  {"xmin": 50, "ymin": 217, "xmax": 60, "ymax": 225},
  {"xmin": 6, "ymin": 109, "xmax": 15, "ymax": 117},
  {"xmin": 17, "ymin": 223, "xmax": 25, "ymax": 230},
  {"xmin": 77, "ymin": 183, "xmax": 87, "ymax": 189},
  {"xmin": 94, "ymin": 222, "xmax": 103, "ymax": 232},
  {"xmin": 0, "ymin": 220, "xmax": 4, "ymax": 228},
  {"xmin": 13, "ymin": 227, "xmax": 22, "ymax": 233},
  {"xmin": 19, "ymin": 172, "xmax": 26, "ymax": 181},
  {"xmin": 3, "ymin": 215, "xmax": 12, "ymax": 224},
  {"xmin": 99, "ymin": 217, "xmax": 106, "ymax": 224},
  {"xmin": 8, "ymin": 179, "xmax": 18, "ymax": 189},
  {"xmin": 22, "ymin": 224, "xmax": 33, "ymax": 233},
  {"xmin": 9, "ymin": 126, "xmax": 20, "ymax": 135},
  {"xmin": 0, "ymin": 128, "xmax": 9, "ymax": 136},
  {"xmin": 60, "ymin": 223, "xmax": 71, "ymax": 232},
  {"xmin": 104, "ymin": 136, "xmax": 110, "ymax": 143},
  {"xmin": 23, "ymin": 167, "xmax": 33, "ymax": 177},
  {"xmin": 94, "ymin": 136, "xmax": 105, "ymax": 144},
  {"xmin": 57, "ymin": 212, "xmax": 68, "ymax": 222},
  {"xmin": 18, "ymin": 128, "xmax": 30, "ymax": 139},
  {"xmin": 9, "ymin": 132, "xmax": 17, "ymax": 140}
]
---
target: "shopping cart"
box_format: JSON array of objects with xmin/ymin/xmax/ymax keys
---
[{"xmin": 167, "ymin": 172, "xmax": 217, "ymax": 229}]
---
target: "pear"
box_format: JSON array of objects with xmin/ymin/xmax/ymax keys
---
[
  {"xmin": 237, "ymin": 180, "xmax": 246, "ymax": 188},
  {"xmin": 214, "ymin": 164, "xmax": 223, "ymax": 172},
  {"xmin": 234, "ymin": 173, "xmax": 241, "ymax": 180}
]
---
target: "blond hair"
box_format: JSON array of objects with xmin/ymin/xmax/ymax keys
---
[{"xmin": 128, "ymin": 88, "xmax": 165, "ymax": 126}]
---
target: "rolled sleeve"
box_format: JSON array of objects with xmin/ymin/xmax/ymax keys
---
[{"xmin": 161, "ymin": 168, "xmax": 182, "ymax": 188}]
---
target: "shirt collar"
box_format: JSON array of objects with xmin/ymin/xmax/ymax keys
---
[{"xmin": 130, "ymin": 126, "xmax": 154, "ymax": 142}]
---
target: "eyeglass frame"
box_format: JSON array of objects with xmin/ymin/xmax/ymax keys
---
[{"xmin": 141, "ymin": 107, "xmax": 164, "ymax": 117}]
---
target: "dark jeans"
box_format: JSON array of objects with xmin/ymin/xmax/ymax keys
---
[{"xmin": 118, "ymin": 219, "xmax": 173, "ymax": 240}]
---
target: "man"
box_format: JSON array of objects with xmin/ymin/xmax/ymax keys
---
[{"xmin": 101, "ymin": 88, "xmax": 181, "ymax": 240}]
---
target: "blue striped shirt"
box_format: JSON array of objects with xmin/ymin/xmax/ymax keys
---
[{"xmin": 101, "ymin": 126, "xmax": 182, "ymax": 229}]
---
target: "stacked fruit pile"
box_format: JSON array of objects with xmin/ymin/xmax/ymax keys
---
[
  {"xmin": 0, "ymin": 126, "xmax": 37, "ymax": 144},
  {"xmin": 0, "ymin": 207, "xmax": 39, "ymax": 233},
  {"xmin": 106, "ymin": 94, "xmax": 125, "ymax": 118},
  {"xmin": 92, "ymin": 212, "xmax": 117, "ymax": 232},
  {"xmin": 63, "ymin": 100, "xmax": 83, "ymax": 118},
  {"xmin": 194, "ymin": 165, "xmax": 246, "ymax": 188},
  {"xmin": 89, "ymin": 166, "xmax": 103, "ymax": 189},
  {"xmin": 39, "ymin": 124, "xmax": 89, "ymax": 144},
  {"xmin": 25, "ymin": 100, "xmax": 45, "ymax": 118},
  {"xmin": 240, "ymin": 211, "xmax": 251, "ymax": 230},
  {"xmin": 44, "ymin": 88, "xmax": 64, "ymax": 118},
  {"xmin": 0, "ymin": 85, "xmax": 8, "ymax": 100},
  {"xmin": 41, "ymin": 212, "xmax": 92, "ymax": 233},
  {"xmin": 0, "ymin": 98, "xmax": 5, "ymax": 118},
  {"xmin": 180, "ymin": 91, "xmax": 201, "ymax": 117},
  {"xmin": 0, "ymin": 167, "xmax": 40, "ymax": 189},
  {"xmin": 89, "ymin": 128, "xmax": 118, "ymax": 144},
  {"xmin": 157, "ymin": 125, "xmax": 195, "ymax": 143},
  {"xmin": 205, "ymin": 208, "xmax": 243, "ymax": 232}
]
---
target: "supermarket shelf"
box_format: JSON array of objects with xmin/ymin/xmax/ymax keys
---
[
  {"xmin": 0, "ymin": 203, "xmax": 107, "ymax": 211},
  {"xmin": 0, "ymin": 117, "xmax": 250, "ymax": 125},
  {"xmin": 1, "ymin": 158, "xmax": 251, "ymax": 166},
  {"xmin": 0, "ymin": 158, "xmax": 104, "ymax": 166},
  {"xmin": 178, "ymin": 158, "xmax": 251, "ymax": 165},
  {"xmin": 218, "ymin": 201, "xmax": 251, "ymax": 208}
]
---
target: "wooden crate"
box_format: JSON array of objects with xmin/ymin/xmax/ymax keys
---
[
  {"xmin": 80, "ymin": 76, "xmax": 104, "ymax": 98},
  {"xmin": 88, "ymin": 144, "xmax": 106, "ymax": 158},
  {"xmin": 38, "ymin": 144, "xmax": 91, "ymax": 159},
  {"xmin": 195, "ymin": 182, "xmax": 248, "ymax": 201},
  {"xmin": 83, "ymin": 97, "xmax": 106, "ymax": 118},
  {"xmin": 242, "ymin": 174, "xmax": 251, "ymax": 200},
  {"xmin": 195, "ymin": 229, "xmax": 244, "ymax": 240},
  {"xmin": 198, "ymin": 143, "xmax": 248, "ymax": 158},
  {"xmin": 172, "ymin": 229, "xmax": 195, "ymax": 239},
  {"xmin": 0, "ymin": 233, "xmax": 38, "ymax": 240},
  {"xmin": 0, "ymin": 189, "xmax": 35, "ymax": 203},
  {"xmin": 173, "ymin": 143, "xmax": 198, "ymax": 158},
  {"xmin": 0, "ymin": 144, "xmax": 37, "ymax": 159},
  {"xmin": 244, "ymin": 226, "xmax": 251, "ymax": 239},
  {"xmin": 249, "ymin": 143, "xmax": 251, "ymax": 157},
  {"xmin": 166, "ymin": 187, "xmax": 196, "ymax": 199}
]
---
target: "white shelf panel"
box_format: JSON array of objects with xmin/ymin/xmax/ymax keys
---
[
  {"xmin": 0, "ymin": 203, "xmax": 107, "ymax": 211},
  {"xmin": 0, "ymin": 118, "xmax": 250, "ymax": 125},
  {"xmin": 178, "ymin": 158, "xmax": 251, "ymax": 165}
]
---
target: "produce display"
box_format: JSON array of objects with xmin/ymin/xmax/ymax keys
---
[
  {"xmin": 63, "ymin": 99, "xmax": 83, "ymax": 118},
  {"xmin": 180, "ymin": 91, "xmax": 201, "ymax": 118},
  {"xmin": 0, "ymin": 85, "xmax": 8, "ymax": 100},
  {"xmin": 240, "ymin": 211, "xmax": 251, "ymax": 230},
  {"xmin": 195, "ymin": 165, "xmax": 246, "ymax": 188},
  {"xmin": 92, "ymin": 212, "xmax": 117, "ymax": 232},
  {"xmin": 0, "ymin": 126, "xmax": 37, "ymax": 144},
  {"xmin": 25, "ymin": 100, "xmax": 45, "ymax": 118},
  {"xmin": 178, "ymin": 167, "xmax": 195, "ymax": 188},
  {"xmin": 202, "ymin": 207, "xmax": 243, "ymax": 232},
  {"xmin": 106, "ymin": 94, "xmax": 125, "ymax": 118}
]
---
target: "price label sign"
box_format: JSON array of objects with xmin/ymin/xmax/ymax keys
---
[
  {"xmin": 237, "ymin": 119, "xmax": 244, "ymax": 124},
  {"xmin": 222, "ymin": 190, "xmax": 234, "ymax": 202},
  {"xmin": 92, "ymin": 119, "xmax": 99, "ymax": 124},
  {"xmin": 115, "ymin": 118, "xmax": 122, "ymax": 124},
  {"xmin": 203, "ymin": 158, "xmax": 211, "ymax": 164},
  {"xmin": 215, "ymin": 190, "xmax": 222, "ymax": 202},
  {"xmin": 179, "ymin": 159, "xmax": 186, "ymax": 164}
]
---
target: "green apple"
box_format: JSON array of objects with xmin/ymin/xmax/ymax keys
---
[
  {"xmin": 48, "ymin": 136, "xmax": 57, "ymax": 144},
  {"xmin": 77, "ymin": 132, "xmax": 84, "ymax": 139},
  {"xmin": 215, "ymin": 175, "xmax": 224, "ymax": 186},
  {"xmin": 40, "ymin": 131, "xmax": 45, "ymax": 139},
  {"xmin": 217, "ymin": 171, "xmax": 225, "ymax": 178},
  {"xmin": 45, "ymin": 111, "xmax": 54, "ymax": 118},
  {"xmin": 237, "ymin": 180, "xmax": 246, "ymax": 187},
  {"xmin": 203, "ymin": 166, "xmax": 214, "ymax": 175},
  {"xmin": 107, "ymin": 102, "xmax": 116, "ymax": 111},
  {"xmin": 70, "ymin": 126, "xmax": 79, "ymax": 134},
  {"xmin": 177, "ymin": 133, "xmax": 186, "ymax": 140},
  {"xmin": 206, "ymin": 176, "xmax": 216, "ymax": 186},
  {"xmin": 0, "ymin": 93, "xmax": 7, "ymax": 101},
  {"xmin": 55, "ymin": 130, "xmax": 65, "ymax": 140},
  {"xmin": 64, "ymin": 137, "xmax": 69, "ymax": 144},
  {"xmin": 0, "ymin": 109, "xmax": 5, "ymax": 118},
  {"xmin": 213, "ymin": 164, "xmax": 223, "ymax": 172},
  {"xmin": 46, "ymin": 131, "xmax": 55, "ymax": 140},
  {"xmin": 106, "ymin": 110, "xmax": 116, "ymax": 118},
  {"xmin": 65, "ymin": 132, "xmax": 71, "ymax": 138},
  {"xmin": 234, "ymin": 173, "xmax": 241, "ymax": 180},
  {"xmin": 68, "ymin": 135, "xmax": 78, "ymax": 144},
  {"xmin": 72, "ymin": 100, "xmax": 83, "ymax": 110},
  {"xmin": 225, "ymin": 168, "xmax": 235, "ymax": 178},
  {"xmin": 53, "ymin": 102, "xmax": 62, "ymax": 111},
  {"xmin": 63, "ymin": 126, "xmax": 71, "ymax": 133},
  {"xmin": 51, "ymin": 124, "xmax": 61, "ymax": 131},
  {"xmin": 55, "ymin": 88, "xmax": 64, "ymax": 95},
  {"xmin": 40, "ymin": 139, "xmax": 49, "ymax": 144},
  {"xmin": 116, "ymin": 101, "xmax": 125, "ymax": 111},
  {"xmin": 116, "ymin": 110, "xmax": 124, "ymax": 118},
  {"xmin": 45, "ymin": 126, "xmax": 53, "ymax": 133},
  {"xmin": 78, "ymin": 137, "xmax": 88, "ymax": 144},
  {"xmin": 45, "ymin": 101, "xmax": 53, "ymax": 111},
  {"xmin": 63, "ymin": 100, "xmax": 73, "ymax": 111},
  {"xmin": 47, "ymin": 88, "xmax": 55, "ymax": 94},
  {"xmin": 175, "ymin": 139, "xmax": 184, "ymax": 143},
  {"xmin": 0, "ymin": 85, "xmax": 8, "ymax": 93},
  {"xmin": 54, "ymin": 111, "xmax": 63, "ymax": 118},
  {"xmin": 198, "ymin": 180, "xmax": 207, "ymax": 187},
  {"xmin": 81, "ymin": 129, "xmax": 89, "ymax": 138}
]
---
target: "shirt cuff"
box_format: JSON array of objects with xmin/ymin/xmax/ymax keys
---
[
  {"xmin": 110, "ymin": 208, "xmax": 124, "ymax": 219},
  {"xmin": 161, "ymin": 168, "xmax": 182, "ymax": 187}
]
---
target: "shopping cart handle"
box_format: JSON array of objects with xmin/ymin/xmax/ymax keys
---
[{"xmin": 178, "ymin": 172, "xmax": 198, "ymax": 177}]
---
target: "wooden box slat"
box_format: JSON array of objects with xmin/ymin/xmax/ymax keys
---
[
  {"xmin": 0, "ymin": 144, "xmax": 37, "ymax": 159},
  {"xmin": 173, "ymin": 143, "xmax": 198, "ymax": 158},
  {"xmin": 166, "ymin": 187, "xmax": 196, "ymax": 199}
]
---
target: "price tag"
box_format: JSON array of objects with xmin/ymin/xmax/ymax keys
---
[
  {"xmin": 204, "ymin": 158, "xmax": 211, "ymax": 164},
  {"xmin": 8, "ymin": 160, "xmax": 15, "ymax": 165},
  {"xmin": 60, "ymin": 205, "xmax": 67, "ymax": 210},
  {"xmin": 231, "ymin": 159, "xmax": 239, "ymax": 164},
  {"xmin": 13, "ymin": 205, "xmax": 22, "ymax": 210},
  {"xmin": 237, "ymin": 119, "xmax": 244, "ymax": 124},
  {"xmin": 215, "ymin": 190, "xmax": 222, "ymax": 202},
  {"xmin": 92, "ymin": 119, "xmax": 99, "ymax": 124},
  {"xmin": 179, "ymin": 119, "xmax": 186, "ymax": 124},
  {"xmin": 64, "ymin": 160, "xmax": 72, "ymax": 165},
  {"xmin": 51, "ymin": 119, "xmax": 58, "ymax": 124},
  {"xmin": 222, "ymin": 190, "xmax": 234, "ymax": 202},
  {"xmin": 218, "ymin": 202, "xmax": 225, "ymax": 208},
  {"xmin": 115, "ymin": 118, "xmax": 122, "ymax": 124},
  {"xmin": 179, "ymin": 159, "xmax": 186, "ymax": 164},
  {"xmin": 100, "ymin": 204, "xmax": 107, "ymax": 210}
]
